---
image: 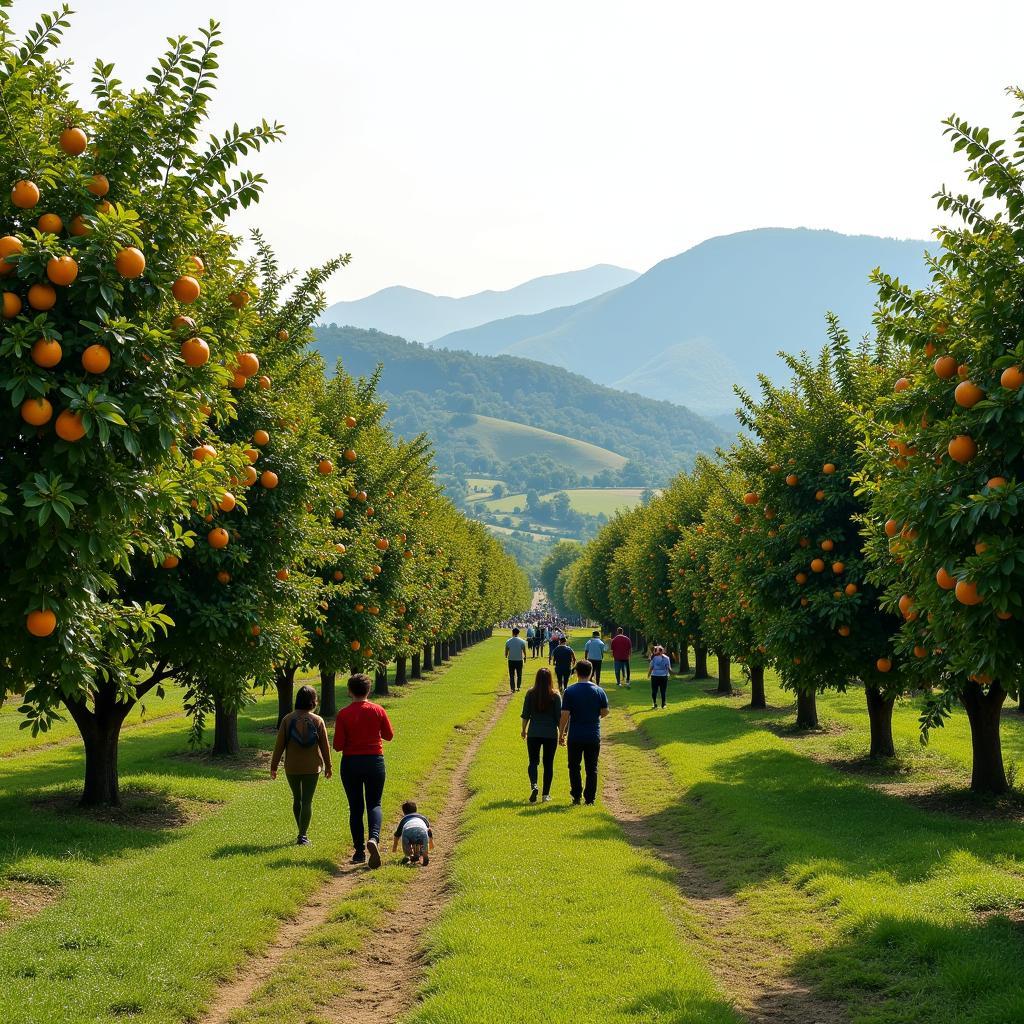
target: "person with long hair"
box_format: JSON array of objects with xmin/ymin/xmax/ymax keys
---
[
  {"xmin": 520, "ymin": 667, "xmax": 562, "ymax": 803},
  {"xmin": 648, "ymin": 645, "xmax": 673, "ymax": 709},
  {"xmin": 270, "ymin": 684, "xmax": 332, "ymax": 845},
  {"xmin": 333, "ymin": 673, "xmax": 394, "ymax": 867}
]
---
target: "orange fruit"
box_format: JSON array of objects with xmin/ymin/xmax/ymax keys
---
[
  {"xmin": 318, "ymin": 458, "xmax": 333, "ymax": 475},
  {"xmin": 334, "ymin": 571, "xmax": 344, "ymax": 581},
  {"xmin": 28, "ymin": 283, "xmax": 56, "ymax": 310},
  {"xmin": 217, "ymin": 571, "xmax": 231, "ymax": 585},
  {"xmin": 844, "ymin": 583, "xmax": 858, "ymax": 596},
  {"xmin": 0, "ymin": 235, "xmax": 23, "ymax": 275},
  {"xmin": 913, "ymin": 645, "xmax": 928, "ymax": 659},
  {"xmin": 876, "ymin": 658, "xmax": 892, "ymax": 673},
  {"xmin": 20, "ymin": 396, "xmax": 53, "ymax": 425},
  {"xmin": 258, "ymin": 375, "xmax": 271, "ymax": 390},
  {"xmin": 172, "ymin": 275, "xmax": 201, "ymax": 303},
  {"xmin": 86, "ymin": 174, "xmax": 109, "ymax": 197},
  {"xmin": 345, "ymin": 415, "xmax": 357, "ymax": 429},
  {"xmin": 814, "ymin": 489, "xmax": 825, "ymax": 501},
  {"xmin": 208, "ymin": 527, "xmax": 230, "ymax": 550},
  {"xmin": 894, "ymin": 377, "xmax": 910, "ymax": 392},
  {"xmin": 172, "ymin": 314, "xmax": 196, "ymax": 331},
  {"xmin": 37, "ymin": 213, "xmax": 63, "ymax": 234},
  {"xmin": 821, "ymin": 539, "xmax": 834, "ymax": 552},
  {"xmin": 838, "ymin": 625, "xmax": 851, "ymax": 637},
  {"xmin": 936, "ymin": 567, "xmax": 956, "ymax": 590},
  {"xmin": 957, "ymin": 364, "xmax": 969, "ymax": 379},
  {"xmin": 954, "ymin": 380, "xmax": 984, "ymax": 408},
  {"xmin": 161, "ymin": 555, "xmax": 180, "ymax": 569},
  {"xmin": 228, "ymin": 290, "xmax": 251, "ymax": 309},
  {"xmin": 947, "ymin": 435, "xmax": 977, "ymax": 464},
  {"xmin": 54, "ymin": 409, "xmax": 85, "ymax": 442},
  {"xmin": 1000, "ymin": 366, "xmax": 1024, "ymax": 390},
  {"xmin": 898, "ymin": 594, "xmax": 916, "ymax": 620},
  {"xmin": 933, "ymin": 355, "xmax": 958, "ymax": 380},
  {"xmin": 95, "ymin": 200, "xmax": 112, "ymax": 214},
  {"xmin": 218, "ymin": 492, "xmax": 236, "ymax": 512},
  {"xmin": 810, "ymin": 558, "xmax": 825, "ymax": 573},
  {"xmin": 180, "ymin": 337, "xmax": 210, "ymax": 367},
  {"xmin": 69, "ymin": 215, "xmax": 91, "ymax": 237},
  {"xmin": 785, "ymin": 474, "xmax": 798, "ymax": 486},
  {"xmin": 955, "ymin": 579, "xmax": 982, "ymax": 606},
  {"xmin": 997, "ymin": 610, "xmax": 1013, "ymax": 621},
  {"xmin": 987, "ymin": 476, "xmax": 1007, "ymax": 489},
  {"xmin": 244, "ymin": 448, "xmax": 259, "ymax": 464},
  {"xmin": 235, "ymin": 352, "xmax": 260, "ymax": 378},
  {"xmin": 242, "ymin": 465, "xmax": 258, "ymax": 486},
  {"xmin": 743, "ymin": 491, "xmax": 759, "ymax": 505},
  {"xmin": 190, "ymin": 255, "xmax": 205, "ymax": 276},
  {"xmin": 3, "ymin": 291, "xmax": 22, "ymax": 318},
  {"xmin": 252, "ymin": 429, "xmax": 270, "ymax": 447},
  {"xmin": 192, "ymin": 444, "xmax": 217, "ymax": 462},
  {"xmin": 46, "ymin": 255, "xmax": 78, "ymax": 286},
  {"xmin": 59, "ymin": 127, "xmax": 88, "ymax": 155},
  {"xmin": 344, "ymin": 449, "xmax": 357, "ymax": 463},
  {"xmin": 376, "ymin": 538, "xmax": 390, "ymax": 550},
  {"xmin": 350, "ymin": 640, "xmax": 361, "ymax": 651},
  {"xmin": 832, "ymin": 561, "xmax": 845, "ymax": 574},
  {"xmin": 229, "ymin": 373, "xmax": 246, "ymax": 389},
  {"xmin": 884, "ymin": 519, "xmax": 898, "ymax": 538},
  {"xmin": 822, "ymin": 463, "xmax": 835, "ymax": 474},
  {"xmin": 114, "ymin": 247, "xmax": 146, "ymax": 279},
  {"xmin": 81, "ymin": 344, "xmax": 111, "ymax": 374},
  {"xmin": 276, "ymin": 329, "xmax": 289, "ymax": 341},
  {"xmin": 30, "ymin": 337, "xmax": 62, "ymax": 367},
  {"xmin": 11, "ymin": 179, "xmax": 40, "ymax": 208},
  {"xmin": 334, "ymin": 543, "xmax": 347, "ymax": 554},
  {"xmin": 26, "ymin": 609, "xmax": 56, "ymax": 637},
  {"xmin": 260, "ymin": 470, "xmax": 279, "ymax": 489},
  {"xmin": 276, "ymin": 568, "xmax": 290, "ymax": 581}
]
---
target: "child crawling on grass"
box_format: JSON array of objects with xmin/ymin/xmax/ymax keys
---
[{"xmin": 392, "ymin": 800, "xmax": 434, "ymax": 865}]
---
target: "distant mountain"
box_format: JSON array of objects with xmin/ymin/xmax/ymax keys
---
[
  {"xmin": 433, "ymin": 228, "xmax": 933, "ymax": 416},
  {"xmin": 313, "ymin": 325, "xmax": 728, "ymax": 488},
  {"xmin": 319, "ymin": 264, "xmax": 639, "ymax": 343}
]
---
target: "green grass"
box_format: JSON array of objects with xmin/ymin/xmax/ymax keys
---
[
  {"xmin": 610, "ymin": 653, "xmax": 1024, "ymax": 1024},
  {"xmin": 465, "ymin": 477, "xmax": 505, "ymax": 502},
  {"xmin": 452, "ymin": 414, "xmax": 626, "ymax": 476},
  {"xmin": 0, "ymin": 640, "xmax": 505, "ymax": 1024},
  {"xmin": 482, "ymin": 486, "xmax": 647, "ymax": 517}
]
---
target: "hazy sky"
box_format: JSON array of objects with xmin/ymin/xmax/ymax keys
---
[{"xmin": 13, "ymin": 1, "xmax": 1024, "ymax": 302}]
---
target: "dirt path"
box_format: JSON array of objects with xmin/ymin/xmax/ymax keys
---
[
  {"xmin": 602, "ymin": 715, "xmax": 846, "ymax": 1024},
  {"xmin": 319, "ymin": 691, "xmax": 511, "ymax": 1023}
]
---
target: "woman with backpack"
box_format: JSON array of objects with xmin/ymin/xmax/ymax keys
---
[
  {"xmin": 520, "ymin": 667, "xmax": 562, "ymax": 803},
  {"xmin": 270, "ymin": 684, "xmax": 333, "ymax": 845}
]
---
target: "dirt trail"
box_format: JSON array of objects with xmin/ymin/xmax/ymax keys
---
[
  {"xmin": 320, "ymin": 691, "xmax": 511, "ymax": 1024},
  {"xmin": 200, "ymin": 690, "xmax": 510, "ymax": 1024},
  {"xmin": 603, "ymin": 717, "xmax": 846, "ymax": 1024}
]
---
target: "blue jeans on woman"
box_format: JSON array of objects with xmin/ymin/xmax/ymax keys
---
[{"xmin": 340, "ymin": 754, "xmax": 385, "ymax": 853}]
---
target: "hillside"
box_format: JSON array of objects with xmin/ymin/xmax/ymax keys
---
[
  {"xmin": 433, "ymin": 228, "xmax": 933, "ymax": 415},
  {"xmin": 319, "ymin": 264, "xmax": 638, "ymax": 342},
  {"xmin": 313, "ymin": 325, "xmax": 727, "ymax": 488}
]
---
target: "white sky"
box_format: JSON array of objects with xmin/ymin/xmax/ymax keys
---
[{"xmin": 14, "ymin": 0, "xmax": 1024, "ymax": 302}]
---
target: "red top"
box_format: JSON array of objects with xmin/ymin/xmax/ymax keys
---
[
  {"xmin": 610, "ymin": 634, "xmax": 632, "ymax": 660},
  {"xmin": 332, "ymin": 700, "xmax": 394, "ymax": 755}
]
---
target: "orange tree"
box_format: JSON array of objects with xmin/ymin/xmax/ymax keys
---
[
  {"xmin": 857, "ymin": 93, "xmax": 1024, "ymax": 792},
  {"xmin": 728, "ymin": 329, "xmax": 906, "ymax": 746},
  {"xmin": 0, "ymin": 13, "xmax": 283, "ymax": 803},
  {"xmin": 566, "ymin": 509, "xmax": 642, "ymax": 635},
  {"xmin": 539, "ymin": 540, "xmax": 582, "ymax": 618}
]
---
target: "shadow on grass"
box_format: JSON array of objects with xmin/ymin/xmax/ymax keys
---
[{"xmin": 210, "ymin": 842, "xmax": 297, "ymax": 859}]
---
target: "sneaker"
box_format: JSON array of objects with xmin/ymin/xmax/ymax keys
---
[
  {"xmin": 542, "ymin": 795, "xmax": 551, "ymax": 802},
  {"xmin": 297, "ymin": 835, "xmax": 311, "ymax": 846},
  {"xmin": 585, "ymin": 800, "xmax": 595, "ymax": 806},
  {"xmin": 652, "ymin": 704, "xmax": 658, "ymax": 710},
  {"xmin": 366, "ymin": 838, "xmax": 381, "ymax": 869},
  {"xmin": 529, "ymin": 786, "xmax": 538, "ymax": 803},
  {"xmin": 351, "ymin": 850, "xmax": 366, "ymax": 864},
  {"xmin": 422, "ymin": 852, "xmax": 429, "ymax": 866},
  {"xmin": 571, "ymin": 797, "xmax": 581, "ymax": 805}
]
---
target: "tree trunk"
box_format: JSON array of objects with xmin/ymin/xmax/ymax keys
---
[
  {"xmin": 275, "ymin": 666, "xmax": 296, "ymax": 726},
  {"xmin": 65, "ymin": 686, "xmax": 132, "ymax": 807},
  {"xmin": 211, "ymin": 693, "xmax": 240, "ymax": 757},
  {"xmin": 678, "ymin": 641, "xmax": 690, "ymax": 674},
  {"xmin": 411, "ymin": 653, "xmax": 422, "ymax": 679},
  {"xmin": 375, "ymin": 666, "xmax": 389, "ymax": 697},
  {"xmin": 395, "ymin": 656, "xmax": 408, "ymax": 686},
  {"xmin": 865, "ymin": 685, "xmax": 896, "ymax": 759},
  {"xmin": 795, "ymin": 689, "xmax": 818, "ymax": 729},
  {"xmin": 319, "ymin": 670, "xmax": 337, "ymax": 719},
  {"xmin": 434, "ymin": 641, "xmax": 443, "ymax": 665},
  {"xmin": 716, "ymin": 654, "xmax": 732, "ymax": 694},
  {"xmin": 423, "ymin": 643, "xmax": 434, "ymax": 672},
  {"xmin": 693, "ymin": 643, "xmax": 709, "ymax": 680},
  {"xmin": 961, "ymin": 681, "xmax": 1008, "ymax": 795},
  {"xmin": 748, "ymin": 664, "xmax": 766, "ymax": 709}
]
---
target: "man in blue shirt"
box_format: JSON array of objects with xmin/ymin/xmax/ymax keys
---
[
  {"xmin": 558, "ymin": 660, "xmax": 609, "ymax": 805},
  {"xmin": 583, "ymin": 630, "xmax": 607, "ymax": 684}
]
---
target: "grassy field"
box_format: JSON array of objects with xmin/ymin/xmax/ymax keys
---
[{"xmin": 481, "ymin": 486, "xmax": 647, "ymax": 516}]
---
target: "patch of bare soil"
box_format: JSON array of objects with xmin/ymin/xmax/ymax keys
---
[
  {"xmin": 872, "ymin": 782, "xmax": 1024, "ymax": 822},
  {"xmin": 0, "ymin": 880, "xmax": 60, "ymax": 928},
  {"xmin": 172, "ymin": 747, "xmax": 270, "ymax": 772},
  {"xmin": 763, "ymin": 718, "xmax": 850, "ymax": 739},
  {"xmin": 33, "ymin": 788, "xmax": 220, "ymax": 830},
  {"xmin": 703, "ymin": 687, "xmax": 747, "ymax": 699},
  {"xmin": 603, "ymin": 721, "xmax": 848, "ymax": 1024}
]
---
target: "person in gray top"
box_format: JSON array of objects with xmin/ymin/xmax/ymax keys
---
[
  {"xmin": 520, "ymin": 667, "xmax": 562, "ymax": 803},
  {"xmin": 505, "ymin": 627, "xmax": 528, "ymax": 692}
]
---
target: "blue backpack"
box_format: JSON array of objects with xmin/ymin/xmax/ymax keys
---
[{"xmin": 288, "ymin": 714, "xmax": 320, "ymax": 748}]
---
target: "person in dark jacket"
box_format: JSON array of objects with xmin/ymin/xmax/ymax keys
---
[
  {"xmin": 549, "ymin": 636, "xmax": 577, "ymax": 692},
  {"xmin": 521, "ymin": 667, "xmax": 562, "ymax": 803}
]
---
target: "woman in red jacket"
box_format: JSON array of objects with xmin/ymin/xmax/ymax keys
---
[{"xmin": 333, "ymin": 673, "xmax": 394, "ymax": 867}]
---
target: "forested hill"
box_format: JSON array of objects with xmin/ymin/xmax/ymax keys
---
[{"xmin": 313, "ymin": 325, "xmax": 728, "ymax": 487}]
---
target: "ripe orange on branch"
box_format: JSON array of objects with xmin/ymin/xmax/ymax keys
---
[
  {"xmin": 11, "ymin": 179, "xmax": 40, "ymax": 208},
  {"xmin": 28, "ymin": 283, "xmax": 56, "ymax": 310},
  {"xmin": 180, "ymin": 337, "xmax": 210, "ymax": 367},
  {"xmin": 81, "ymin": 344, "xmax": 111, "ymax": 374},
  {"xmin": 0, "ymin": 235, "xmax": 23, "ymax": 275},
  {"xmin": 947, "ymin": 435, "xmax": 977, "ymax": 464},
  {"xmin": 46, "ymin": 255, "xmax": 78, "ymax": 285},
  {"xmin": 31, "ymin": 338, "xmax": 62, "ymax": 367},
  {"xmin": 172, "ymin": 275, "xmax": 201, "ymax": 303},
  {"xmin": 59, "ymin": 127, "xmax": 88, "ymax": 155},
  {"xmin": 115, "ymin": 247, "xmax": 146, "ymax": 279},
  {"xmin": 37, "ymin": 213, "xmax": 62, "ymax": 233},
  {"xmin": 20, "ymin": 396, "xmax": 53, "ymax": 425},
  {"xmin": 86, "ymin": 174, "xmax": 109, "ymax": 197},
  {"xmin": 26, "ymin": 609, "xmax": 57, "ymax": 637},
  {"xmin": 208, "ymin": 527, "xmax": 229, "ymax": 549},
  {"xmin": 54, "ymin": 409, "xmax": 85, "ymax": 442}
]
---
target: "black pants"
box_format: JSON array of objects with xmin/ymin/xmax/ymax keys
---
[
  {"xmin": 527, "ymin": 736, "xmax": 557, "ymax": 796},
  {"xmin": 555, "ymin": 667, "xmax": 571, "ymax": 691},
  {"xmin": 651, "ymin": 675, "xmax": 668, "ymax": 707},
  {"xmin": 567, "ymin": 740, "xmax": 600, "ymax": 803},
  {"xmin": 286, "ymin": 772, "xmax": 319, "ymax": 837},
  {"xmin": 589, "ymin": 659, "xmax": 603, "ymax": 684},
  {"xmin": 340, "ymin": 754, "xmax": 385, "ymax": 852},
  {"xmin": 508, "ymin": 661, "xmax": 523, "ymax": 691},
  {"xmin": 614, "ymin": 659, "xmax": 631, "ymax": 684}
]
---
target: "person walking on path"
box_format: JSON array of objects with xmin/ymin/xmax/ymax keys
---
[
  {"xmin": 558, "ymin": 660, "xmax": 609, "ymax": 805},
  {"xmin": 270, "ymin": 685, "xmax": 332, "ymax": 845},
  {"xmin": 583, "ymin": 630, "xmax": 607, "ymax": 684},
  {"xmin": 549, "ymin": 634, "xmax": 577, "ymax": 692},
  {"xmin": 521, "ymin": 667, "xmax": 562, "ymax": 803},
  {"xmin": 505, "ymin": 627, "xmax": 528, "ymax": 692},
  {"xmin": 526, "ymin": 624, "xmax": 535, "ymax": 657},
  {"xmin": 611, "ymin": 628, "xmax": 633, "ymax": 687},
  {"xmin": 648, "ymin": 645, "xmax": 673, "ymax": 709},
  {"xmin": 333, "ymin": 673, "xmax": 394, "ymax": 867}
]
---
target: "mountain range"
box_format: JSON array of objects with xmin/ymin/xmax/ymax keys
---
[{"xmin": 320, "ymin": 264, "xmax": 639, "ymax": 343}]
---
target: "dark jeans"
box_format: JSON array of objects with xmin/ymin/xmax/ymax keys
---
[
  {"xmin": 651, "ymin": 675, "xmax": 668, "ymax": 707},
  {"xmin": 589, "ymin": 659, "xmax": 603, "ymax": 684},
  {"xmin": 614, "ymin": 659, "xmax": 631, "ymax": 683},
  {"xmin": 286, "ymin": 772, "xmax": 319, "ymax": 837},
  {"xmin": 508, "ymin": 661, "xmax": 523, "ymax": 691},
  {"xmin": 555, "ymin": 667, "xmax": 571, "ymax": 691},
  {"xmin": 340, "ymin": 754, "xmax": 385, "ymax": 852},
  {"xmin": 527, "ymin": 736, "xmax": 557, "ymax": 796},
  {"xmin": 567, "ymin": 739, "xmax": 601, "ymax": 803}
]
